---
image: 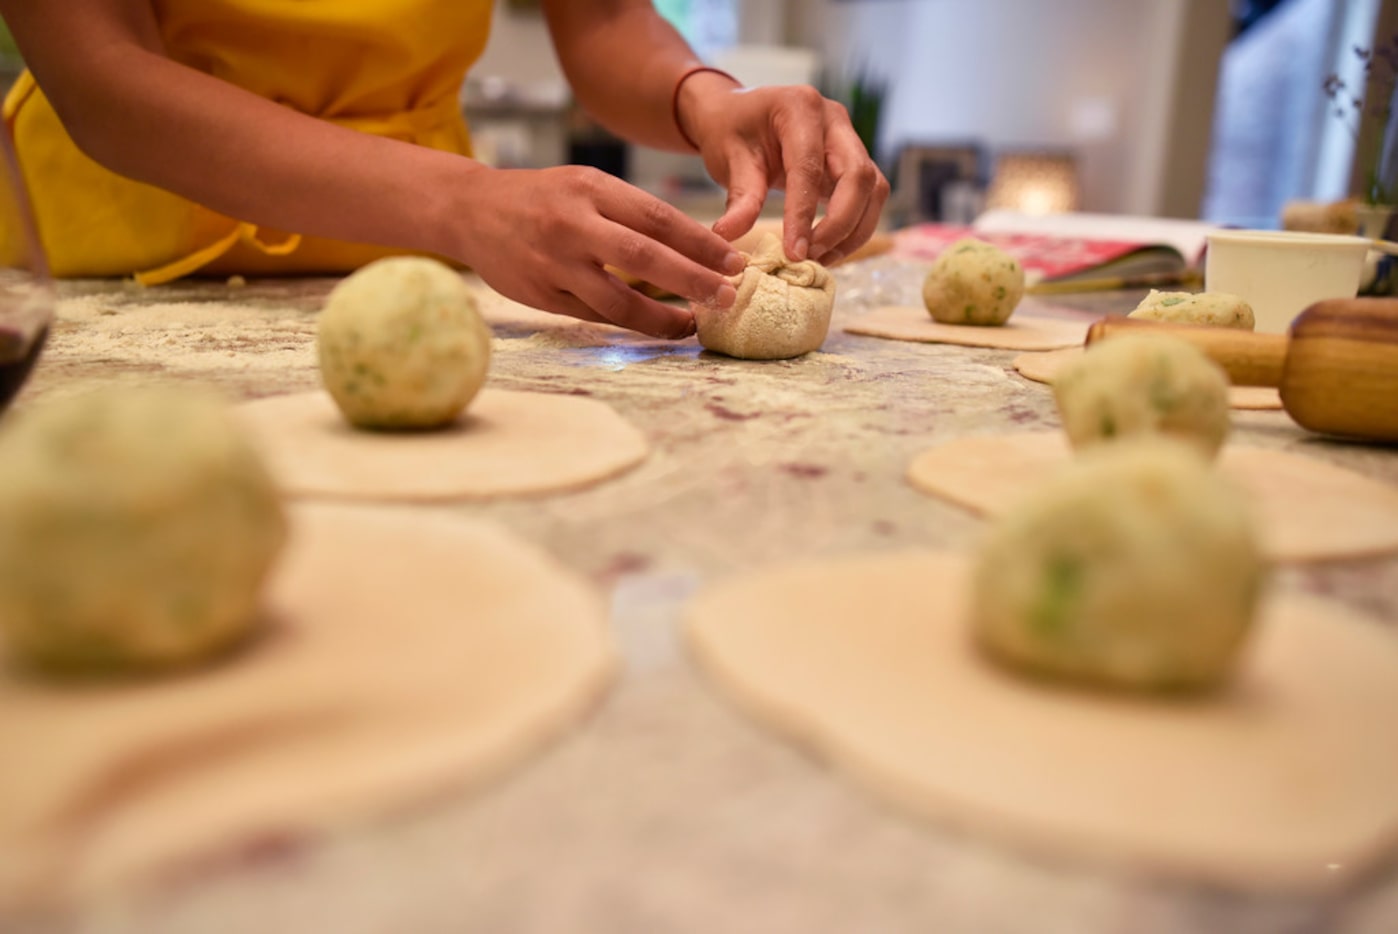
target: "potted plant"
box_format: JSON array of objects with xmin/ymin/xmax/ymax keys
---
[
  {"xmin": 820, "ymin": 64, "xmax": 888, "ymax": 166},
  {"xmin": 1324, "ymin": 33, "xmax": 1398, "ymax": 236}
]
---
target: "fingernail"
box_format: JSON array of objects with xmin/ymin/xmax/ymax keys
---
[
  {"xmin": 722, "ymin": 251, "xmax": 746, "ymax": 275},
  {"xmin": 714, "ymin": 283, "xmax": 737, "ymax": 308},
  {"xmin": 792, "ymin": 237, "xmax": 810, "ymax": 260},
  {"xmin": 668, "ymin": 314, "xmax": 697, "ymax": 340}
]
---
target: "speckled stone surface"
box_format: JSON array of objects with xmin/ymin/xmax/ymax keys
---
[{"xmin": 9, "ymin": 261, "xmax": 1398, "ymax": 934}]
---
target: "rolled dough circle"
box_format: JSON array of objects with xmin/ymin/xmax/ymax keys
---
[
  {"xmin": 686, "ymin": 550, "xmax": 1398, "ymax": 892},
  {"xmin": 846, "ymin": 303, "xmax": 1088, "ymax": 351},
  {"xmin": 0, "ymin": 503, "xmax": 616, "ymax": 911},
  {"xmin": 235, "ymin": 390, "xmax": 648, "ymax": 501},
  {"xmin": 1014, "ymin": 347, "xmax": 1283, "ymax": 411},
  {"xmin": 907, "ymin": 431, "xmax": 1398, "ymax": 563}
]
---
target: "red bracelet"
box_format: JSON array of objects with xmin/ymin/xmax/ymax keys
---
[{"xmin": 671, "ymin": 64, "xmax": 740, "ymax": 151}]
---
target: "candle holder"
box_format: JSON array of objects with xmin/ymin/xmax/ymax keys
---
[{"xmin": 985, "ymin": 150, "xmax": 1080, "ymax": 216}]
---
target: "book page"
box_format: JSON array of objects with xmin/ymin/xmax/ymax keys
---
[
  {"xmin": 890, "ymin": 223, "xmax": 1188, "ymax": 284},
  {"xmin": 972, "ymin": 210, "xmax": 1217, "ymax": 265}
]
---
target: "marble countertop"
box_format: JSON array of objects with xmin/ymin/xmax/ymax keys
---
[{"xmin": 13, "ymin": 260, "xmax": 1398, "ymax": 934}]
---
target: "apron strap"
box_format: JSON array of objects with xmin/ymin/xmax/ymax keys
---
[{"xmin": 134, "ymin": 223, "xmax": 302, "ymax": 287}]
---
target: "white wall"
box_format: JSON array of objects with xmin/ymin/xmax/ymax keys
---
[
  {"xmin": 464, "ymin": 0, "xmax": 1225, "ymax": 217},
  {"xmin": 797, "ymin": 0, "xmax": 1225, "ymax": 216},
  {"xmin": 471, "ymin": 2, "xmax": 565, "ymax": 92}
]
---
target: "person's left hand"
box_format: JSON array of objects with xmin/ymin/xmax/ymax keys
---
[{"xmin": 678, "ymin": 73, "xmax": 890, "ymax": 266}]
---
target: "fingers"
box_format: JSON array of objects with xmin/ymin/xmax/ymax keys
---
[
  {"xmin": 459, "ymin": 166, "xmax": 711, "ymax": 340},
  {"xmin": 821, "ymin": 181, "xmax": 886, "ymax": 266},
  {"xmin": 521, "ymin": 288, "xmax": 611, "ymax": 327},
  {"xmin": 590, "ymin": 219, "xmax": 738, "ymax": 311},
  {"xmin": 809, "ymin": 112, "xmax": 889, "ymax": 263},
  {"xmin": 711, "ymin": 147, "xmax": 770, "ymax": 243},
  {"xmin": 569, "ymin": 269, "xmax": 698, "ymax": 340},
  {"xmin": 549, "ymin": 168, "xmax": 742, "ymax": 327},
  {"xmin": 490, "ymin": 274, "xmax": 694, "ymax": 341},
  {"xmin": 594, "ymin": 173, "xmax": 744, "ymax": 279},
  {"xmin": 774, "ymin": 86, "xmax": 830, "ymax": 261}
]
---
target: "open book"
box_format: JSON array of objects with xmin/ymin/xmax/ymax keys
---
[{"xmin": 893, "ymin": 211, "xmax": 1218, "ymax": 288}]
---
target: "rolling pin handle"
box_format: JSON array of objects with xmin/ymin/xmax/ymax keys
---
[{"xmin": 1084, "ymin": 316, "xmax": 1287, "ymax": 388}]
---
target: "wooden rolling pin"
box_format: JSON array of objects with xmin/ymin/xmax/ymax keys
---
[{"xmin": 1085, "ymin": 298, "xmax": 1398, "ymax": 443}]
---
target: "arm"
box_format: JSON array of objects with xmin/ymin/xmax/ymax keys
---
[
  {"xmin": 0, "ymin": 0, "xmax": 467, "ymax": 260},
  {"xmin": 543, "ymin": 0, "xmax": 712, "ymax": 153},
  {"xmin": 544, "ymin": 0, "xmax": 890, "ymax": 264},
  {"xmin": 0, "ymin": 0, "xmax": 742, "ymax": 337}
]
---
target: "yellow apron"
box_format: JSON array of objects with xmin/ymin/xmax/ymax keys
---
[{"xmin": 2, "ymin": 0, "xmax": 493, "ymax": 284}]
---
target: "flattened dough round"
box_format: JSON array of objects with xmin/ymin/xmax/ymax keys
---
[
  {"xmin": 907, "ymin": 432, "xmax": 1398, "ymax": 562},
  {"xmin": 236, "ymin": 390, "xmax": 648, "ymax": 501},
  {"xmin": 847, "ymin": 303, "xmax": 1087, "ymax": 351},
  {"xmin": 1014, "ymin": 347, "xmax": 1283, "ymax": 411},
  {"xmin": 0, "ymin": 503, "xmax": 616, "ymax": 911},
  {"xmin": 686, "ymin": 551, "xmax": 1398, "ymax": 892}
]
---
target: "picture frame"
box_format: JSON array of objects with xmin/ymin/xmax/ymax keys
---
[{"xmin": 891, "ymin": 143, "xmax": 985, "ymax": 224}]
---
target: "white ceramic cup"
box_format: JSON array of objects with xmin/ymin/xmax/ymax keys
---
[{"xmin": 1204, "ymin": 230, "xmax": 1370, "ymax": 334}]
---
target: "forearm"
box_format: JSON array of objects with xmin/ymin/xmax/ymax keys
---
[
  {"xmin": 542, "ymin": 0, "xmax": 739, "ymax": 152},
  {"xmin": 86, "ymin": 53, "xmax": 476, "ymax": 257},
  {"xmin": 0, "ymin": 0, "xmax": 750, "ymax": 338},
  {"xmin": 2, "ymin": 0, "xmax": 478, "ymax": 259}
]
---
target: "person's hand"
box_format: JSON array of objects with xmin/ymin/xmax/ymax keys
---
[
  {"xmin": 449, "ymin": 164, "xmax": 746, "ymax": 339},
  {"xmin": 678, "ymin": 74, "xmax": 890, "ymax": 266}
]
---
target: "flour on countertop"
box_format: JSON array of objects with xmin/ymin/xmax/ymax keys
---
[{"xmin": 49, "ymin": 296, "xmax": 318, "ymax": 373}]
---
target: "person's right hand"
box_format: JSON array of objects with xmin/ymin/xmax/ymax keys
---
[{"xmin": 448, "ymin": 164, "xmax": 746, "ymax": 339}]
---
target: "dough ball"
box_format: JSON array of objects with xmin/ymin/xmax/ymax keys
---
[
  {"xmin": 693, "ymin": 232, "xmax": 835, "ymax": 360},
  {"xmin": 318, "ymin": 257, "xmax": 492, "ymax": 429},
  {"xmin": 922, "ymin": 238, "xmax": 1025, "ymax": 326},
  {"xmin": 0, "ymin": 387, "xmax": 287, "ymax": 675},
  {"xmin": 1128, "ymin": 290, "xmax": 1255, "ymax": 330},
  {"xmin": 1054, "ymin": 333, "xmax": 1231, "ymax": 458},
  {"xmin": 972, "ymin": 439, "xmax": 1265, "ymax": 692}
]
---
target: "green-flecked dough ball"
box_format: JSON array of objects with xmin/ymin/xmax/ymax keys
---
[
  {"xmin": 1054, "ymin": 333, "xmax": 1231, "ymax": 458},
  {"xmin": 318, "ymin": 257, "xmax": 492, "ymax": 430},
  {"xmin": 1128, "ymin": 290, "xmax": 1255, "ymax": 330},
  {"xmin": 922, "ymin": 238, "xmax": 1025, "ymax": 326},
  {"xmin": 972, "ymin": 439, "xmax": 1265, "ymax": 692},
  {"xmin": 0, "ymin": 387, "xmax": 287, "ymax": 675}
]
